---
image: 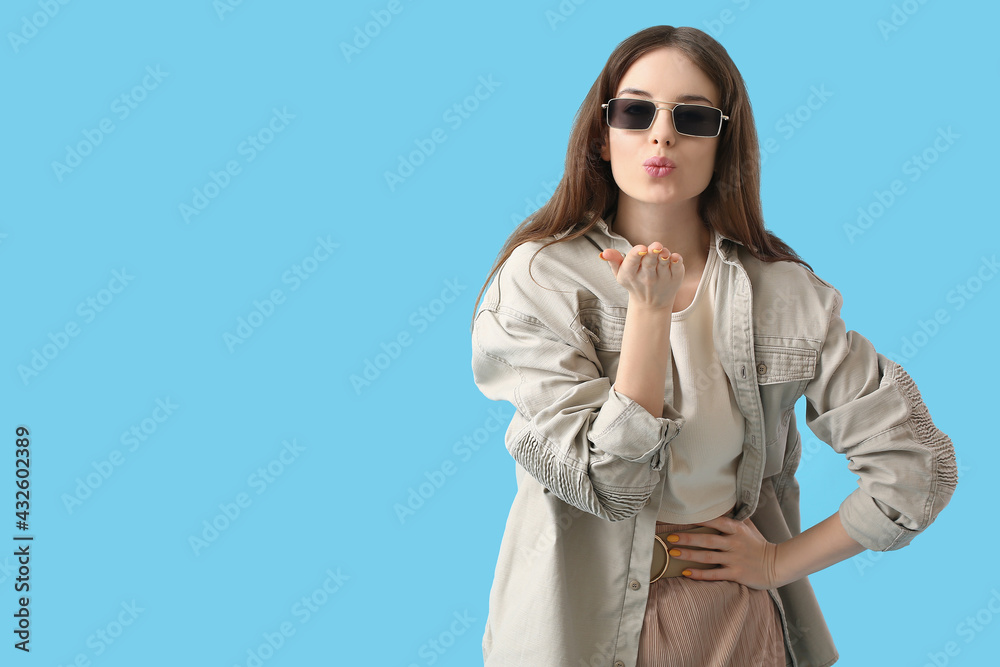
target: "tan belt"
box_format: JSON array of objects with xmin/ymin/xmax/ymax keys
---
[{"xmin": 650, "ymin": 526, "xmax": 723, "ymax": 583}]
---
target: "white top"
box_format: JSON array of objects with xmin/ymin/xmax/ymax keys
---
[{"xmin": 656, "ymin": 232, "xmax": 745, "ymax": 523}]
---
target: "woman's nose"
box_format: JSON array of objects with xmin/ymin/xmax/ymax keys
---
[{"xmin": 649, "ymin": 106, "xmax": 677, "ymax": 145}]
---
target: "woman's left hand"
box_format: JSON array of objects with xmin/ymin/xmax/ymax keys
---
[{"xmin": 665, "ymin": 516, "xmax": 783, "ymax": 590}]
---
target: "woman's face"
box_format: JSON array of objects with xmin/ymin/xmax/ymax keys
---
[{"xmin": 600, "ymin": 47, "xmax": 722, "ymax": 211}]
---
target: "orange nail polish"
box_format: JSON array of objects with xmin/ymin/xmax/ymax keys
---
[
  {"xmin": 682, "ymin": 569, "xmax": 692, "ymax": 577},
  {"xmin": 666, "ymin": 534, "xmax": 679, "ymax": 543},
  {"xmin": 669, "ymin": 549, "xmax": 681, "ymax": 557},
  {"xmin": 598, "ymin": 251, "xmax": 607, "ymax": 260},
  {"xmin": 637, "ymin": 251, "xmax": 647, "ymax": 256}
]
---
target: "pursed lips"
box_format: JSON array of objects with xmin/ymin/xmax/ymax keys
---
[{"xmin": 643, "ymin": 156, "xmax": 677, "ymax": 168}]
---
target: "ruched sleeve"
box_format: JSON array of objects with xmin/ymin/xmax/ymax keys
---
[{"xmin": 804, "ymin": 285, "xmax": 957, "ymax": 551}]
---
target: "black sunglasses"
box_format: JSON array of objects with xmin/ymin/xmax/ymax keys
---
[{"xmin": 602, "ymin": 98, "xmax": 729, "ymax": 137}]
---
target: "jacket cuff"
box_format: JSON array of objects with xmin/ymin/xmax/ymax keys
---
[
  {"xmin": 588, "ymin": 384, "xmax": 683, "ymax": 469},
  {"xmin": 838, "ymin": 488, "xmax": 917, "ymax": 552}
]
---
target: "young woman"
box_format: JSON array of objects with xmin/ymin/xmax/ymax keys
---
[{"xmin": 469, "ymin": 25, "xmax": 956, "ymax": 667}]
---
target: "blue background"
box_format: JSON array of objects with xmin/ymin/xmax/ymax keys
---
[{"xmin": 2, "ymin": 0, "xmax": 997, "ymax": 665}]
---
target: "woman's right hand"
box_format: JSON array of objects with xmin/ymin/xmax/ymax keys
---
[{"xmin": 600, "ymin": 242, "xmax": 685, "ymax": 311}]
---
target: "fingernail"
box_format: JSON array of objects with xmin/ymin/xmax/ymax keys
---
[
  {"xmin": 669, "ymin": 549, "xmax": 681, "ymax": 558},
  {"xmin": 666, "ymin": 534, "xmax": 679, "ymax": 543},
  {"xmin": 598, "ymin": 251, "xmax": 607, "ymax": 260},
  {"xmin": 651, "ymin": 248, "xmax": 661, "ymax": 253},
  {"xmin": 682, "ymin": 569, "xmax": 692, "ymax": 577},
  {"xmin": 637, "ymin": 251, "xmax": 647, "ymax": 256},
  {"xmin": 659, "ymin": 255, "xmax": 670, "ymax": 261},
  {"xmin": 671, "ymin": 258, "xmax": 679, "ymax": 263}
]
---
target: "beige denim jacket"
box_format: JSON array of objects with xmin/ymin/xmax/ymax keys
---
[{"xmin": 470, "ymin": 213, "xmax": 957, "ymax": 667}]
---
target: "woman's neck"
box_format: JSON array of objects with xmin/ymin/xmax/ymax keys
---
[{"xmin": 611, "ymin": 196, "xmax": 713, "ymax": 268}]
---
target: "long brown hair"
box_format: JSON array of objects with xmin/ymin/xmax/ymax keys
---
[{"xmin": 470, "ymin": 25, "xmax": 812, "ymax": 330}]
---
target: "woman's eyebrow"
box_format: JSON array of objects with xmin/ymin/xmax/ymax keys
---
[{"xmin": 616, "ymin": 87, "xmax": 715, "ymax": 105}]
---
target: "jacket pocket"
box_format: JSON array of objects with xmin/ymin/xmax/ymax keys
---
[
  {"xmin": 754, "ymin": 341, "xmax": 817, "ymax": 478},
  {"xmin": 575, "ymin": 305, "xmax": 627, "ymax": 378},
  {"xmin": 577, "ymin": 306, "xmax": 626, "ymax": 351},
  {"xmin": 753, "ymin": 344, "xmax": 817, "ymax": 388}
]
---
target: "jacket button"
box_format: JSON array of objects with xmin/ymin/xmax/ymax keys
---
[
  {"xmin": 615, "ymin": 662, "xmax": 626, "ymax": 667},
  {"xmin": 629, "ymin": 579, "xmax": 641, "ymax": 591},
  {"xmin": 757, "ymin": 363, "xmax": 767, "ymax": 375}
]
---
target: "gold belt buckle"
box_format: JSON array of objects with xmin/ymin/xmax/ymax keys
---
[
  {"xmin": 650, "ymin": 526, "xmax": 722, "ymax": 583},
  {"xmin": 650, "ymin": 534, "xmax": 670, "ymax": 584}
]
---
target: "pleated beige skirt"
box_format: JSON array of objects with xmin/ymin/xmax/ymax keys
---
[{"xmin": 636, "ymin": 520, "xmax": 786, "ymax": 667}]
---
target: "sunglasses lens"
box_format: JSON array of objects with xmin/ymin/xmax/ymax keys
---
[
  {"xmin": 607, "ymin": 99, "xmax": 655, "ymax": 130},
  {"xmin": 673, "ymin": 105, "xmax": 721, "ymax": 137}
]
